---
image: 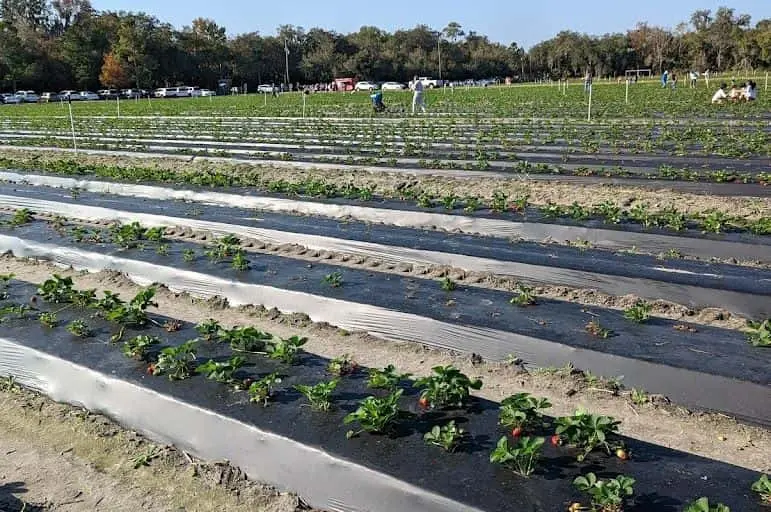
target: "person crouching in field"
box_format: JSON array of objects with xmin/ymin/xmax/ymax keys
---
[
  {"xmin": 370, "ymin": 89, "xmax": 385, "ymax": 112},
  {"xmin": 711, "ymin": 83, "xmax": 728, "ymax": 104},
  {"xmin": 743, "ymin": 81, "xmax": 757, "ymax": 102}
]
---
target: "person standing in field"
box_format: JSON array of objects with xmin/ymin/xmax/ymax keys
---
[
  {"xmin": 661, "ymin": 70, "xmax": 669, "ymax": 88},
  {"xmin": 584, "ymin": 71, "xmax": 593, "ymax": 92},
  {"xmin": 411, "ymin": 76, "xmax": 426, "ymax": 114},
  {"xmin": 689, "ymin": 71, "xmax": 698, "ymax": 88}
]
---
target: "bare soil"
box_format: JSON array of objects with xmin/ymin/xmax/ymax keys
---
[
  {"xmin": 2, "ymin": 257, "xmax": 769, "ymax": 476},
  {"xmin": 0, "ymin": 385, "xmax": 315, "ymax": 511},
  {"xmin": 1, "ymin": 148, "xmax": 769, "ymax": 219}
]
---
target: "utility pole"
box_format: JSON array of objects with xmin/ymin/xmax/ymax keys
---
[{"xmin": 284, "ymin": 39, "xmax": 290, "ymax": 87}]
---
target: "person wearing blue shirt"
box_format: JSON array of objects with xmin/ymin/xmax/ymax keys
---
[{"xmin": 371, "ymin": 89, "xmax": 385, "ymax": 112}]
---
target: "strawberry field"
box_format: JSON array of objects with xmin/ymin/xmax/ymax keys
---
[{"xmin": 0, "ymin": 83, "xmax": 769, "ymax": 512}]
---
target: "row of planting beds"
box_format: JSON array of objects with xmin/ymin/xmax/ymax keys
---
[{"xmin": 0, "ymin": 212, "xmax": 768, "ymax": 423}]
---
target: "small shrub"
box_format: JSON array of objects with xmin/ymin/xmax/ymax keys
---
[
  {"xmin": 322, "ymin": 271, "xmax": 343, "ymax": 288},
  {"xmin": 248, "ymin": 372, "xmax": 282, "ymax": 406},
  {"xmin": 439, "ymin": 277, "xmax": 457, "ymax": 291},
  {"xmin": 623, "ymin": 301, "xmax": 652, "ymax": 324},
  {"xmin": 196, "ymin": 356, "xmax": 246, "ymax": 384},
  {"xmin": 744, "ymin": 319, "xmax": 771, "ymax": 347},
  {"xmin": 555, "ymin": 409, "xmax": 621, "ymax": 461},
  {"xmin": 509, "ymin": 284, "xmax": 537, "ymax": 306},
  {"xmin": 122, "ymin": 335, "xmax": 160, "ymax": 360},
  {"xmin": 66, "ymin": 319, "xmax": 91, "ymax": 338},
  {"xmin": 752, "ymin": 474, "xmax": 771, "ymax": 504},
  {"xmin": 152, "ymin": 340, "xmax": 197, "ymax": 380},
  {"xmin": 266, "ymin": 335, "xmax": 307, "ymax": 364}
]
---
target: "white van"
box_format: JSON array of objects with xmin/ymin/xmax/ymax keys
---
[{"xmin": 183, "ymin": 86, "xmax": 202, "ymax": 97}]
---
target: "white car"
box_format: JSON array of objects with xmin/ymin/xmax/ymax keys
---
[
  {"xmin": 381, "ymin": 82, "xmax": 406, "ymax": 91},
  {"xmin": 354, "ymin": 81, "xmax": 377, "ymax": 91},
  {"xmin": 200, "ymin": 89, "xmax": 215, "ymax": 97},
  {"xmin": 15, "ymin": 90, "xmax": 40, "ymax": 103},
  {"xmin": 79, "ymin": 91, "xmax": 100, "ymax": 101},
  {"xmin": 154, "ymin": 87, "xmax": 178, "ymax": 98},
  {"xmin": 257, "ymin": 84, "xmax": 277, "ymax": 94},
  {"xmin": 59, "ymin": 90, "xmax": 81, "ymax": 100},
  {"xmin": 1, "ymin": 93, "xmax": 22, "ymax": 104},
  {"xmin": 182, "ymin": 86, "xmax": 201, "ymax": 97}
]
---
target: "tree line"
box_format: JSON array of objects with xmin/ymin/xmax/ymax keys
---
[{"xmin": 1, "ymin": 0, "xmax": 768, "ymax": 92}]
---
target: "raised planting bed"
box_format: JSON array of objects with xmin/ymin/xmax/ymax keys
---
[
  {"xmin": 0, "ymin": 176, "xmax": 769, "ymax": 264},
  {"xmin": 0, "ymin": 277, "xmax": 766, "ymax": 512},
  {"xmin": 2, "ymin": 165, "xmax": 769, "ymax": 240},
  {"xmin": 0, "ymin": 223, "xmax": 768, "ymax": 424}
]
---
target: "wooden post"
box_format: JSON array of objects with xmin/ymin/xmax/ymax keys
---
[
  {"xmin": 625, "ymin": 79, "xmax": 629, "ymax": 104},
  {"xmin": 68, "ymin": 100, "xmax": 77, "ymax": 153},
  {"xmin": 587, "ymin": 84, "xmax": 593, "ymax": 122}
]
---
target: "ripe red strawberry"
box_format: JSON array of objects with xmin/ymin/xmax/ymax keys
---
[
  {"xmin": 550, "ymin": 434, "xmax": 561, "ymax": 446},
  {"xmin": 146, "ymin": 363, "xmax": 156, "ymax": 375},
  {"xmin": 511, "ymin": 427, "xmax": 523, "ymax": 437},
  {"xmin": 418, "ymin": 396, "xmax": 429, "ymax": 409}
]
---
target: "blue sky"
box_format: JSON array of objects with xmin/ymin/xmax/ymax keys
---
[{"xmin": 92, "ymin": 0, "xmax": 770, "ymax": 49}]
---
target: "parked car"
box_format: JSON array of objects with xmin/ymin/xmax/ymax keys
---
[
  {"xmin": 1, "ymin": 93, "xmax": 22, "ymax": 104},
  {"xmin": 79, "ymin": 91, "xmax": 100, "ymax": 101},
  {"xmin": 121, "ymin": 89, "xmax": 140, "ymax": 99},
  {"xmin": 98, "ymin": 89, "xmax": 120, "ymax": 99},
  {"xmin": 381, "ymin": 82, "xmax": 406, "ymax": 91},
  {"xmin": 59, "ymin": 90, "xmax": 81, "ymax": 101},
  {"xmin": 15, "ymin": 90, "xmax": 40, "ymax": 103},
  {"xmin": 257, "ymin": 84, "xmax": 277, "ymax": 94},
  {"xmin": 354, "ymin": 81, "xmax": 377, "ymax": 91},
  {"xmin": 182, "ymin": 86, "xmax": 201, "ymax": 97},
  {"xmin": 154, "ymin": 87, "xmax": 174, "ymax": 98},
  {"xmin": 199, "ymin": 89, "xmax": 215, "ymax": 97},
  {"xmin": 410, "ymin": 77, "xmax": 443, "ymax": 89},
  {"xmin": 333, "ymin": 78, "xmax": 356, "ymax": 92},
  {"xmin": 40, "ymin": 92, "xmax": 61, "ymax": 102}
]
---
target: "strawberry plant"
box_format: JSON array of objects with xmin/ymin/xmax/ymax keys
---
[
  {"xmin": 231, "ymin": 249, "xmax": 249, "ymax": 271},
  {"xmin": 423, "ymin": 420, "xmax": 465, "ymax": 452},
  {"xmin": 295, "ymin": 379, "xmax": 339, "ymax": 411},
  {"xmin": 684, "ymin": 498, "xmax": 731, "ymax": 512},
  {"xmin": 122, "ymin": 335, "xmax": 160, "ymax": 359},
  {"xmin": 104, "ymin": 288, "xmax": 157, "ymax": 328},
  {"xmin": 439, "ymin": 277, "xmax": 457, "ymax": 291},
  {"xmin": 327, "ymin": 354, "xmax": 358, "ymax": 376},
  {"xmin": 367, "ymin": 365, "xmax": 412, "ymax": 390},
  {"xmin": 182, "ymin": 249, "xmax": 196, "ymax": 262},
  {"xmin": 623, "ymin": 301, "xmax": 652, "ymax": 324},
  {"xmin": 489, "ymin": 436, "xmax": 544, "ymax": 477},
  {"xmin": 344, "ymin": 389, "xmax": 403, "ymax": 438},
  {"xmin": 155, "ymin": 244, "xmax": 170, "ymax": 256},
  {"xmin": 205, "ymin": 235, "xmax": 241, "ymax": 262},
  {"xmin": 585, "ymin": 319, "xmax": 613, "ymax": 339},
  {"xmin": 752, "ymin": 474, "xmax": 771, "ymax": 504},
  {"xmin": 196, "ymin": 356, "xmax": 246, "ymax": 384},
  {"xmin": 66, "ymin": 319, "xmax": 91, "ymax": 338},
  {"xmin": 441, "ymin": 193, "xmax": 459, "ymax": 210},
  {"xmin": 152, "ymin": 340, "xmax": 197, "ymax": 380},
  {"xmin": 322, "ymin": 271, "xmax": 343, "ymax": 288},
  {"xmin": 593, "ymin": 201, "xmax": 622, "ymax": 224},
  {"xmin": 221, "ymin": 326, "xmax": 273, "ymax": 353},
  {"xmin": 95, "ymin": 291, "xmax": 124, "ymax": 312},
  {"xmin": 413, "ymin": 365, "xmax": 482, "ymax": 409},
  {"xmin": 0, "ymin": 304, "xmax": 30, "ymax": 322},
  {"xmin": 555, "ymin": 410, "xmax": 621, "ymax": 461},
  {"xmin": 247, "ymin": 372, "xmax": 282, "ymax": 406},
  {"xmin": 10, "ymin": 208, "xmax": 33, "ymax": 226},
  {"xmin": 71, "ymin": 226, "xmax": 88, "ymax": 242},
  {"xmin": 72, "ymin": 288, "xmax": 96, "ymax": 307},
  {"xmin": 744, "ymin": 319, "xmax": 771, "ymax": 347},
  {"xmin": 195, "ymin": 319, "xmax": 222, "ymax": 341},
  {"xmin": 266, "ymin": 335, "xmax": 307, "ymax": 364},
  {"xmin": 37, "ymin": 274, "xmax": 75, "ymax": 303},
  {"xmin": 509, "ymin": 284, "xmax": 537, "ymax": 306},
  {"xmin": 491, "ymin": 190, "xmax": 508, "ymax": 213},
  {"xmin": 573, "ymin": 473, "xmax": 635, "ymax": 512},
  {"xmin": 463, "ymin": 196, "xmax": 481, "ymax": 213},
  {"xmin": 498, "ymin": 393, "xmax": 552, "ymax": 431},
  {"xmin": 38, "ymin": 311, "xmax": 58, "ymax": 328}
]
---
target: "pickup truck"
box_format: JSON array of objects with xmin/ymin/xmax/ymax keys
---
[{"xmin": 411, "ymin": 77, "xmax": 444, "ymax": 89}]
